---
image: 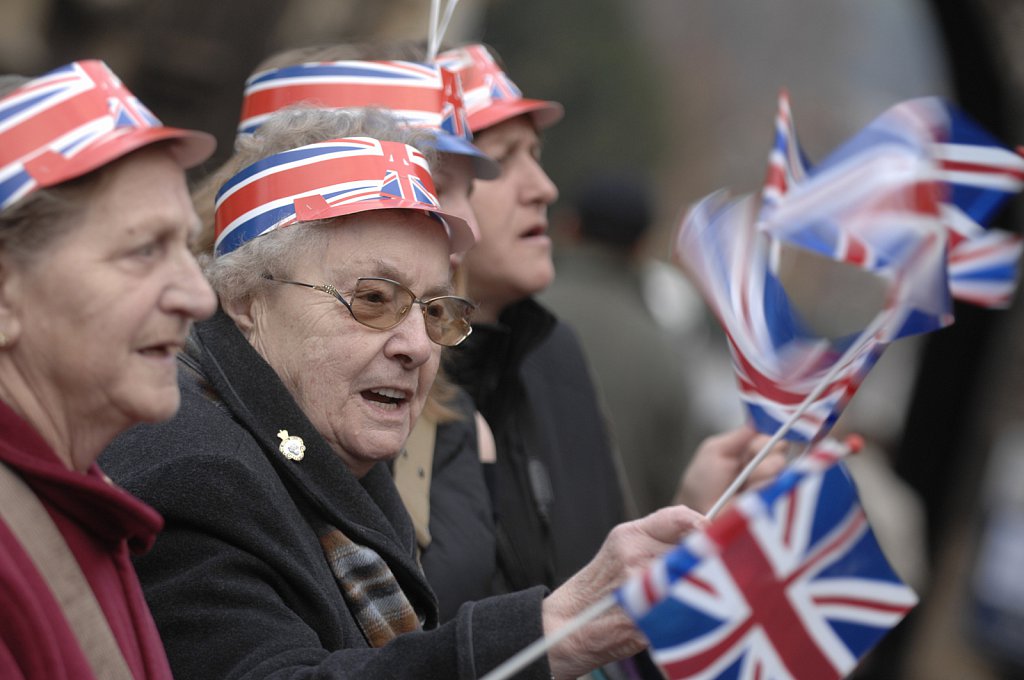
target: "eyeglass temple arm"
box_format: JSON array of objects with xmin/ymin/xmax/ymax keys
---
[{"xmin": 261, "ymin": 274, "xmax": 349, "ymax": 308}]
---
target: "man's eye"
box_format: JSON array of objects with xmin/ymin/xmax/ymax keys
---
[{"xmin": 133, "ymin": 241, "xmax": 162, "ymax": 259}]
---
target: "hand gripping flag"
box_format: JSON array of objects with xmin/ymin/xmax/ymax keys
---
[{"xmin": 617, "ymin": 438, "xmax": 918, "ymax": 680}]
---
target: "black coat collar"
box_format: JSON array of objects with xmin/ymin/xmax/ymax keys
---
[
  {"xmin": 445, "ymin": 297, "xmax": 557, "ymax": 420},
  {"xmin": 188, "ymin": 309, "xmax": 437, "ymax": 625}
]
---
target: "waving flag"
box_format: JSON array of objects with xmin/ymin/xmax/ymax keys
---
[
  {"xmin": 761, "ymin": 92, "xmax": 1024, "ymax": 322},
  {"xmin": 677, "ymin": 93, "xmax": 1024, "ymax": 441},
  {"xmin": 674, "ymin": 189, "xmax": 892, "ymax": 441},
  {"xmin": 617, "ymin": 439, "xmax": 917, "ymax": 680}
]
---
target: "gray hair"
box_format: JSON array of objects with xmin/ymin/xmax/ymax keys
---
[{"xmin": 199, "ymin": 106, "xmax": 440, "ymax": 308}]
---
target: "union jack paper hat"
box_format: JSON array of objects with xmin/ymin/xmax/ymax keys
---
[
  {"xmin": 0, "ymin": 60, "xmax": 214, "ymax": 212},
  {"xmin": 214, "ymin": 136, "xmax": 474, "ymax": 258},
  {"xmin": 435, "ymin": 44, "xmax": 564, "ymax": 133},
  {"xmin": 238, "ymin": 60, "xmax": 499, "ymax": 179}
]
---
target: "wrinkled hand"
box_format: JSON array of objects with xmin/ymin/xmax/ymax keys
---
[
  {"xmin": 542, "ymin": 505, "xmax": 706, "ymax": 679},
  {"xmin": 673, "ymin": 424, "xmax": 788, "ymax": 514}
]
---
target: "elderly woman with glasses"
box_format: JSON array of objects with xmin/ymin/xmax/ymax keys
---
[
  {"xmin": 0, "ymin": 62, "xmax": 216, "ymax": 679},
  {"xmin": 99, "ymin": 106, "xmax": 707, "ymax": 680},
  {"xmin": 214, "ymin": 44, "xmax": 503, "ymax": 623}
]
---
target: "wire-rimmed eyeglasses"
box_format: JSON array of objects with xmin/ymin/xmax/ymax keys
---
[{"xmin": 263, "ymin": 274, "xmax": 475, "ymax": 347}]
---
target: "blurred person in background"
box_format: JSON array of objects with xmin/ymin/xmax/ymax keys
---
[
  {"xmin": 0, "ymin": 60, "xmax": 216, "ymax": 679},
  {"xmin": 541, "ymin": 170, "xmax": 700, "ymax": 515}
]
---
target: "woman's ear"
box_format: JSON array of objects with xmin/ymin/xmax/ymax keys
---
[
  {"xmin": 221, "ymin": 293, "xmax": 256, "ymax": 337},
  {"xmin": 0, "ymin": 255, "xmax": 25, "ymax": 347}
]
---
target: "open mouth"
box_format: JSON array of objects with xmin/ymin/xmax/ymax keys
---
[
  {"xmin": 362, "ymin": 387, "xmax": 408, "ymax": 410},
  {"xmin": 521, "ymin": 225, "xmax": 547, "ymax": 238},
  {"xmin": 139, "ymin": 343, "xmax": 180, "ymax": 359}
]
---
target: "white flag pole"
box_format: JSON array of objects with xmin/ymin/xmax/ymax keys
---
[
  {"xmin": 706, "ymin": 310, "xmax": 889, "ymax": 518},
  {"xmin": 427, "ymin": 0, "xmax": 441, "ymax": 62},
  {"xmin": 433, "ymin": 0, "xmax": 461, "ymax": 59},
  {"xmin": 480, "ymin": 594, "xmax": 617, "ymax": 680}
]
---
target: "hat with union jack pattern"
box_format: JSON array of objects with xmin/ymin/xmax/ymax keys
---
[
  {"xmin": 214, "ymin": 136, "xmax": 474, "ymax": 258},
  {"xmin": 435, "ymin": 44, "xmax": 564, "ymax": 133},
  {"xmin": 0, "ymin": 60, "xmax": 215, "ymax": 211},
  {"xmin": 239, "ymin": 60, "xmax": 499, "ymax": 179}
]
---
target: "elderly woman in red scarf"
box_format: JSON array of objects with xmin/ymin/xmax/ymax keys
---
[{"xmin": 0, "ymin": 61, "xmax": 216, "ymax": 679}]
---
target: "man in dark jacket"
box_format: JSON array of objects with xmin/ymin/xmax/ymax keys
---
[{"xmin": 440, "ymin": 44, "xmax": 630, "ymax": 593}]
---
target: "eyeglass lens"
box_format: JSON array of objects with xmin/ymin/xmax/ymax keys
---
[{"xmin": 351, "ymin": 278, "xmax": 472, "ymax": 346}]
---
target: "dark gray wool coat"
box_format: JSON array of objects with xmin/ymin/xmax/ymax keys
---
[{"xmin": 100, "ymin": 310, "xmax": 550, "ymax": 680}]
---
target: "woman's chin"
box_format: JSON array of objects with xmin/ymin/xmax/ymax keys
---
[{"xmin": 126, "ymin": 388, "xmax": 182, "ymax": 425}]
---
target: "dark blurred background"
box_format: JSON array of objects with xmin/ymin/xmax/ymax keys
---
[{"xmin": 7, "ymin": 1, "xmax": 1024, "ymax": 677}]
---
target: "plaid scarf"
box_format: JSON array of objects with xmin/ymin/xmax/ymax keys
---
[{"xmin": 319, "ymin": 527, "xmax": 422, "ymax": 647}]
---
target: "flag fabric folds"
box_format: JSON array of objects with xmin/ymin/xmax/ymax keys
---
[
  {"xmin": 674, "ymin": 92, "xmax": 1024, "ymax": 442},
  {"xmin": 674, "ymin": 190, "xmax": 890, "ymax": 441},
  {"xmin": 760, "ymin": 91, "xmax": 1024, "ymax": 328},
  {"xmin": 617, "ymin": 439, "xmax": 918, "ymax": 680}
]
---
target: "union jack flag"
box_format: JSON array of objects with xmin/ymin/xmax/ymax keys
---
[
  {"xmin": 239, "ymin": 60, "xmax": 471, "ymax": 142},
  {"xmin": 214, "ymin": 137, "xmax": 442, "ymax": 257},
  {"xmin": 0, "ymin": 60, "xmax": 164, "ymax": 210},
  {"xmin": 674, "ymin": 190, "xmax": 892, "ymax": 441},
  {"xmin": 617, "ymin": 438, "xmax": 918, "ymax": 680},
  {"xmin": 760, "ymin": 91, "xmax": 1024, "ymax": 319},
  {"xmin": 681, "ymin": 94, "xmax": 1024, "ymax": 442}
]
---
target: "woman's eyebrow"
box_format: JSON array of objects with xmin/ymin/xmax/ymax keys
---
[{"xmin": 329, "ymin": 260, "xmax": 454, "ymax": 297}]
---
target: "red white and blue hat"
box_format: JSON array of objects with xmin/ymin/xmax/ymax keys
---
[
  {"xmin": 435, "ymin": 44, "xmax": 564, "ymax": 133},
  {"xmin": 0, "ymin": 60, "xmax": 215, "ymax": 212},
  {"xmin": 214, "ymin": 136, "xmax": 475, "ymax": 258},
  {"xmin": 238, "ymin": 60, "xmax": 499, "ymax": 179}
]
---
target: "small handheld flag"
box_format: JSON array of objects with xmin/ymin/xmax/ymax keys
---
[{"xmin": 617, "ymin": 438, "xmax": 918, "ymax": 680}]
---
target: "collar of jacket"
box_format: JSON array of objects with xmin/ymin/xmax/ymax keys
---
[
  {"xmin": 445, "ymin": 297, "xmax": 557, "ymax": 414},
  {"xmin": 184, "ymin": 308, "xmax": 438, "ymax": 628}
]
